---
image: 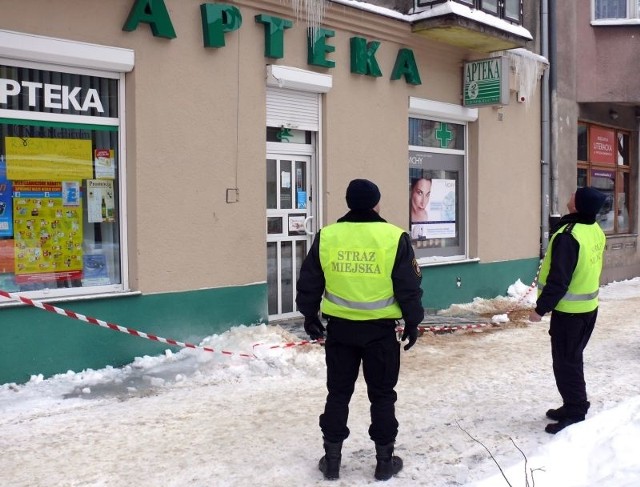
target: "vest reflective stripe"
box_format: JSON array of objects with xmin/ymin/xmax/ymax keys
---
[
  {"xmin": 319, "ymin": 221, "xmax": 403, "ymax": 320},
  {"xmin": 324, "ymin": 290, "xmax": 397, "ymax": 310},
  {"xmin": 537, "ymin": 284, "xmax": 599, "ymax": 301},
  {"xmin": 538, "ymin": 222, "xmax": 606, "ymax": 313}
]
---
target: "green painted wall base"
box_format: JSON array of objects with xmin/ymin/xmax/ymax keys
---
[
  {"xmin": 1, "ymin": 258, "xmax": 539, "ymax": 385},
  {"xmin": 0, "ymin": 284, "xmax": 267, "ymax": 385},
  {"xmin": 421, "ymin": 258, "xmax": 540, "ymax": 312}
]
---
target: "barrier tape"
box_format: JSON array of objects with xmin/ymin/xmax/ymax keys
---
[
  {"xmin": 500, "ymin": 259, "xmax": 543, "ymax": 316},
  {"xmin": 397, "ymin": 260, "xmax": 543, "ymax": 335},
  {"xmin": 0, "ymin": 289, "xmax": 254, "ymax": 359},
  {"xmin": 1, "ymin": 262, "xmax": 543, "ymax": 356}
]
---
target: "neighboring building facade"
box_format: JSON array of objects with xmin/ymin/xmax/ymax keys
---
[
  {"xmin": 0, "ymin": 0, "xmax": 545, "ymax": 383},
  {"xmin": 553, "ymin": 1, "xmax": 640, "ymax": 281}
]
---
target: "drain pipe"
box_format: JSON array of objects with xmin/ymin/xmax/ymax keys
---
[{"xmin": 540, "ymin": 0, "xmax": 551, "ymax": 254}]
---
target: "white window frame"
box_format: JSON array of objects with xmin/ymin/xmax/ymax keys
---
[
  {"xmin": 0, "ymin": 31, "xmax": 134, "ymax": 304},
  {"xmin": 591, "ymin": 0, "xmax": 640, "ymax": 25},
  {"xmin": 408, "ymin": 98, "xmax": 478, "ymax": 265}
]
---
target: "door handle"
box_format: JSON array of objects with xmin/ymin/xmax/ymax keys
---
[{"xmin": 303, "ymin": 216, "xmax": 314, "ymax": 236}]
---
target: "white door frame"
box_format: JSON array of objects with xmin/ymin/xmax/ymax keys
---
[{"xmin": 267, "ymin": 140, "xmax": 318, "ymax": 321}]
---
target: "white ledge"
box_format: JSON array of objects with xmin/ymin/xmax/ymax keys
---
[{"xmin": 0, "ymin": 29, "xmax": 134, "ymax": 73}]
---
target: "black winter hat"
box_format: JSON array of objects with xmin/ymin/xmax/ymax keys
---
[
  {"xmin": 575, "ymin": 186, "xmax": 607, "ymax": 217},
  {"xmin": 346, "ymin": 179, "xmax": 381, "ymax": 210}
]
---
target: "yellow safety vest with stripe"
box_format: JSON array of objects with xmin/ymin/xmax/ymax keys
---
[
  {"xmin": 538, "ymin": 222, "xmax": 606, "ymax": 313},
  {"xmin": 319, "ymin": 222, "xmax": 404, "ymax": 321}
]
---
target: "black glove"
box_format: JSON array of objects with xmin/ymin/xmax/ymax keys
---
[
  {"xmin": 304, "ymin": 315, "xmax": 325, "ymax": 340},
  {"xmin": 401, "ymin": 325, "xmax": 418, "ymax": 351}
]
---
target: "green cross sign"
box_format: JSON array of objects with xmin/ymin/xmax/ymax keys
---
[{"xmin": 435, "ymin": 122, "xmax": 453, "ymax": 148}]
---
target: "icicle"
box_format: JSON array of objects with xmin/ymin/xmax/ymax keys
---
[
  {"xmin": 288, "ymin": 0, "xmax": 327, "ymax": 38},
  {"xmin": 503, "ymin": 48, "xmax": 548, "ymax": 109}
]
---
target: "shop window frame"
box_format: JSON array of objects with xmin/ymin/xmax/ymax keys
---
[
  {"xmin": 0, "ymin": 57, "xmax": 129, "ymax": 302},
  {"xmin": 408, "ymin": 124, "xmax": 469, "ymax": 260},
  {"xmin": 577, "ymin": 121, "xmax": 632, "ymax": 235}
]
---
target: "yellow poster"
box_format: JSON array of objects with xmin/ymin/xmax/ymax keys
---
[
  {"xmin": 5, "ymin": 137, "xmax": 93, "ymax": 181},
  {"xmin": 13, "ymin": 182, "xmax": 83, "ymax": 283}
]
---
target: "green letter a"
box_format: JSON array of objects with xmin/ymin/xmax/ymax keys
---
[{"xmin": 123, "ymin": 0, "xmax": 176, "ymax": 39}]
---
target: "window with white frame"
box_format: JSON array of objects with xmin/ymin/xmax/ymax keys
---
[
  {"xmin": 0, "ymin": 60, "xmax": 127, "ymax": 297},
  {"xmin": 593, "ymin": 0, "xmax": 640, "ymax": 20},
  {"xmin": 408, "ymin": 98, "xmax": 476, "ymax": 260}
]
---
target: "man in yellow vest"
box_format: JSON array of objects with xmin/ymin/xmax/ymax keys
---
[
  {"xmin": 529, "ymin": 186, "xmax": 607, "ymax": 434},
  {"xmin": 296, "ymin": 179, "xmax": 424, "ymax": 481}
]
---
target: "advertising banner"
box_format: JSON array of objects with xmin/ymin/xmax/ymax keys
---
[
  {"xmin": 12, "ymin": 181, "xmax": 83, "ymax": 283},
  {"xmin": 6, "ymin": 137, "xmax": 93, "ymax": 181}
]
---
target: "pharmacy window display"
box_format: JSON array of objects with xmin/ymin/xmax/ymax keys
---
[
  {"xmin": 0, "ymin": 63, "xmax": 123, "ymax": 294},
  {"xmin": 408, "ymin": 117, "xmax": 466, "ymax": 258}
]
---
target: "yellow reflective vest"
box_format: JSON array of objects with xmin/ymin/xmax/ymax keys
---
[
  {"xmin": 538, "ymin": 222, "xmax": 606, "ymax": 313},
  {"xmin": 319, "ymin": 221, "xmax": 404, "ymax": 320}
]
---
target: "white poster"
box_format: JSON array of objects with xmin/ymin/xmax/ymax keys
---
[
  {"xmin": 87, "ymin": 179, "xmax": 115, "ymax": 223},
  {"xmin": 94, "ymin": 149, "xmax": 116, "ymax": 179}
]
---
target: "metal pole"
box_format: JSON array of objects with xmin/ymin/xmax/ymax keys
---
[{"xmin": 540, "ymin": 0, "xmax": 551, "ymax": 254}]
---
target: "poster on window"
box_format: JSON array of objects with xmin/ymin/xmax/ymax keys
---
[
  {"xmin": 82, "ymin": 254, "xmax": 110, "ymax": 286},
  {"xmin": 410, "ymin": 178, "xmax": 456, "ymax": 240},
  {"xmin": 94, "ymin": 149, "xmax": 116, "ymax": 179},
  {"xmin": 87, "ymin": 179, "xmax": 115, "ymax": 223},
  {"xmin": 12, "ymin": 181, "xmax": 83, "ymax": 283},
  {"xmin": 589, "ymin": 126, "xmax": 615, "ymax": 165},
  {"xmin": 0, "ymin": 155, "xmax": 13, "ymax": 237},
  {"xmin": 62, "ymin": 181, "xmax": 80, "ymax": 206},
  {"xmin": 5, "ymin": 137, "xmax": 93, "ymax": 181}
]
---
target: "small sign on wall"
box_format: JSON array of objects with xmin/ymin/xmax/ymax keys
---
[{"xmin": 463, "ymin": 56, "xmax": 510, "ymax": 107}]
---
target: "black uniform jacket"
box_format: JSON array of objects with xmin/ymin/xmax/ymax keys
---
[
  {"xmin": 535, "ymin": 212, "xmax": 598, "ymax": 316},
  {"xmin": 296, "ymin": 209, "xmax": 424, "ymax": 329}
]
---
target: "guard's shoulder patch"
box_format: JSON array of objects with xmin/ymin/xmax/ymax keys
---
[{"xmin": 412, "ymin": 258, "xmax": 422, "ymax": 278}]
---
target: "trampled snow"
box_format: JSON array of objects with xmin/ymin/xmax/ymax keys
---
[{"xmin": 1, "ymin": 278, "xmax": 639, "ymax": 486}]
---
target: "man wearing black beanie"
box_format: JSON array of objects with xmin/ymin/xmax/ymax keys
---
[
  {"xmin": 529, "ymin": 186, "xmax": 607, "ymax": 434},
  {"xmin": 296, "ymin": 178, "xmax": 424, "ymax": 481}
]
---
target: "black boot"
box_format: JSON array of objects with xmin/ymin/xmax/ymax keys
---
[
  {"xmin": 318, "ymin": 440, "xmax": 342, "ymax": 480},
  {"xmin": 546, "ymin": 401, "xmax": 590, "ymax": 421},
  {"xmin": 545, "ymin": 415, "xmax": 585, "ymax": 434},
  {"xmin": 545, "ymin": 406, "xmax": 568, "ymax": 421},
  {"xmin": 374, "ymin": 442, "xmax": 403, "ymax": 481}
]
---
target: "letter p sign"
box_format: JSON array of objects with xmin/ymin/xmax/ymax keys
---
[{"xmin": 201, "ymin": 3, "xmax": 242, "ymax": 48}]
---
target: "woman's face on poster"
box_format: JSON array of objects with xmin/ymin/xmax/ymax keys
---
[{"xmin": 411, "ymin": 178, "xmax": 431, "ymax": 214}]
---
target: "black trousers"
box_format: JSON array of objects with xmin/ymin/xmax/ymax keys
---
[
  {"xmin": 319, "ymin": 318, "xmax": 400, "ymax": 445},
  {"xmin": 549, "ymin": 308, "xmax": 597, "ymax": 417}
]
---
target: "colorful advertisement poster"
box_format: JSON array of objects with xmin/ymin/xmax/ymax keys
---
[
  {"xmin": 589, "ymin": 126, "xmax": 615, "ymax": 165},
  {"xmin": 94, "ymin": 149, "xmax": 116, "ymax": 179},
  {"xmin": 87, "ymin": 179, "xmax": 115, "ymax": 223},
  {"xmin": 0, "ymin": 155, "xmax": 13, "ymax": 237},
  {"xmin": 410, "ymin": 178, "xmax": 457, "ymax": 240},
  {"xmin": 12, "ymin": 181, "xmax": 83, "ymax": 283},
  {"xmin": 5, "ymin": 137, "xmax": 93, "ymax": 181}
]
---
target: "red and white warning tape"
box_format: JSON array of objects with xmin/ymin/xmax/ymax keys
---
[
  {"xmin": 0, "ymin": 289, "xmax": 254, "ymax": 358},
  {"xmin": 1, "ymin": 263, "xmax": 543, "ymax": 357}
]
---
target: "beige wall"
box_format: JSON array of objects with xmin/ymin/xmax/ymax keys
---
[{"xmin": 2, "ymin": 0, "xmax": 543, "ymax": 294}]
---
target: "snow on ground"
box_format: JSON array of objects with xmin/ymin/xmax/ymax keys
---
[{"xmin": 1, "ymin": 278, "xmax": 639, "ymax": 486}]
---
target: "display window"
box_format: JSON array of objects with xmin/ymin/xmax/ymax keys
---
[
  {"xmin": 577, "ymin": 122, "xmax": 631, "ymax": 234},
  {"xmin": 0, "ymin": 62, "xmax": 125, "ymax": 296},
  {"xmin": 408, "ymin": 117, "xmax": 466, "ymax": 258}
]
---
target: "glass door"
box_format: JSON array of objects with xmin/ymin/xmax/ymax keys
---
[{"xmin": 266, "ymin": 154, "xmax": 314, "ymax": 320}]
